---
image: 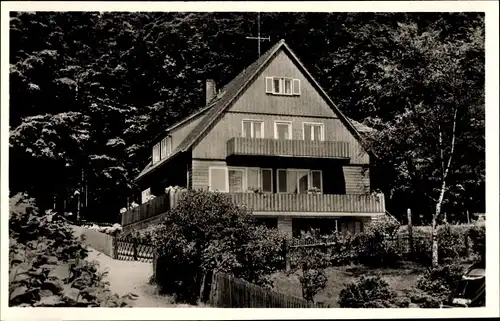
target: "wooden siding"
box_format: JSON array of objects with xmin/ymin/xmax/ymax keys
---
[
  {"xmin": 191, "ymin": 159, "xmax": 226, "ymax": 190},
  {"xmin": 193, "ymin": 113, "xmax": 369, "ymax": 164},
  {"xmin": 229, "ymin": 51, "xmax": 335, "ymax": 117},
  {"xmin": 229, "ymin": 193, "xmax": 385, "ymax": 213},
  {"xmin": 343, "ymin": 166, "xmax": 370, "ymax": 194},
  {"xmin": 227, "ymin": 137, "xmax": 350, "ymax": 159}
]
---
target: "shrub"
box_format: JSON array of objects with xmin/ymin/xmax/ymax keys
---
[
  {"xmin": 338, "ymin": 275, "xmax": 399, "ymax": 308},
  {"xmin": 151, "ymin": 190, "xmax": 285, "ymax": 304},
  {"xmin": 353, "ymin": 217, "xmax": 401, "ymax": 267},
  {"xmin": 411, "ymin": 264, "xmax": 466, "ymax": 308},
  {"xmin": 288, "ymin": 229, "xmax": 331, "ymax": 302},
  {"xmin": 468, "ymin": 225, "xmax": 485, "ymax": 262},
  {"xmin": 437, "ymin": 224, "xmax": 468, "ymax": 262},
  {"xmin": 290, "ymin": 229, "xmax": 354, "ymax": 268},
  {"xmin": 299, "ymin": 269, "xmax": 327, "ymax": 303},
  {"xmin": 83, "ymin": 223, "xmax": 123, "ymax": 236},
  {"xmin": 9, "ymin": 193, "xmax": 136, "ymax": 307},
  {"xmin": 407, "ymin": 224, "xmax": 473, "ymax": 265}
]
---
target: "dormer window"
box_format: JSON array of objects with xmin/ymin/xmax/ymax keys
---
[
  {"xmin": 266, "ymin": 77, "xmax": 301, "ymax": 96},
  {"xmin": 152, "ymin": 135, "xmax": 172, "ymax": 165}
]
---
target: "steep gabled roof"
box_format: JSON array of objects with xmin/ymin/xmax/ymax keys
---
[{"xmin": 136, "ymin": 39, "xmax": 369, "ymax": 181}]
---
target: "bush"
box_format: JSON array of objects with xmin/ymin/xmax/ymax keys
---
[
  {"xmin": 353, "ymin": 217, "xmax": 401, "ymax": 267},
  {"xmin": 437, "ymin": 224, "xmax": 468, "ymax": 262},
  {"xmin": 151, "ymin": 190, "xmax": 285, "ymax": 304},
  {"xmin": 83, "ymin": 223, "xmax": 123, "ymax": 236},
  {"xmin": 468, "ymin": 225, "xmax": 485, "ymax": 262},
  {"xmin": 299, "ymin": 269, "xmax": 327, "ymax": 303},
  {"xmin": 407, "ymin": 224, "xmax": 473, "ymax": 265},
  {"xmin": 290, "ymin": 229, "xmax": 355, "ymax": 268},
  {"xmin": 338, "ymin": 275, "xmax": 399, "ymax": 308},
  {"xmin": 9, "ymin": 193, "xmax": 136, "ymax": 307},
  {"xmin": 411, "ymin": 264, "xmax": 466, "ymax": 308}
]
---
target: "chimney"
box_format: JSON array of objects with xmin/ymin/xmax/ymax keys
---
[{"xmin": 205, "ymin": 79, "xmax": 216, "ymax": 105}]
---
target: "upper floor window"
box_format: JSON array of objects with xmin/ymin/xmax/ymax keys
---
[
  {"xmin": 274, "ymin": 121, "xmax": 292, "ymax": 140},
  {"xmin": 303, "ymin": 122, "xmax": 324, "ymax": 141},
  {"xmin": 266, "ymin": 77, "xmax": 301, "ymax": 96},
  {"xmin": 152, "ymin": 143, "xmax": 160, "ymax": 164},
  {"xmin": 152, "ymin": 135, "xmax": 172, "ymax": 165},
  {"xmin": 242, "ymin": 120, "xmax": 264, "ymax": 138}
]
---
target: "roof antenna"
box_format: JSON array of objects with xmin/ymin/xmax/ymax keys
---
[{"xmin": 246, "ymin": 12, "xmax": 270, "ymax": 57}]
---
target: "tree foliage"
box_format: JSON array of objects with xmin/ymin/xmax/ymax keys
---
[
  {"xmin": 9, "ymin": 193, "xmax": 136, "ymax": 307},
  {"xmin": 9, "ymin": 12, "xmax": 484, "ymax": 223}
]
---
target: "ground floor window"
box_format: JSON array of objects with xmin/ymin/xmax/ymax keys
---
[
  {"xmin": 255, "ymin": 217, "xmax": 278, "ymax": 229},
  {"xmin": 141, "ymin": 188, "xmax": 151, "ymax": 204},
  {"xmin": 291, "ymin": 218, "xmax": 364, "ymax": 237}
]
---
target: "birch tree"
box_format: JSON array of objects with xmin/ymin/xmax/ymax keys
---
[{"xmin": 364, "ymin": 20, "xmax": 484, "ymax": 267}]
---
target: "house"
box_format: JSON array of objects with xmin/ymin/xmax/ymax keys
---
[{"xmin": 129, "ymin": 39, "xmax": 386, "ymax": 238}]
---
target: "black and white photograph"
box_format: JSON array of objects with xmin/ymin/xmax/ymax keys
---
[{"xmin": 1, "ymin": 1, "xmax": 498, "ymax": 319}]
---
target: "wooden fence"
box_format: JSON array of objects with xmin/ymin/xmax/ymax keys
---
[
  {"xmin": 72, "ymin": 225, "xmax": 115, "ymax": 257},
  {"xmin": 209, "ymin": 272, "xmax": 331, "ymax": 308},
  {"xmin": 72, "ymin": 225, "xmax": 156, "ymax": 263},
  {"xmin": 113, "ymin": 238, "xmax": 156, "ymax": 263}
]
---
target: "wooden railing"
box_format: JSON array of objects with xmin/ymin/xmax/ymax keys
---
[
  {"xmin": 227, "ymin": 137, "xmax": 350, "ymax": 159},
  {"xmin": 121, "ymin": 193, "xmax": 171, "ymax": 226},
  {"xmin": 228, "ymin": 193, "xmax": 385, "ymax": 214},
  {"xmin": 121, "ymin": 190, "xmax": 386, "ymax": 227}
]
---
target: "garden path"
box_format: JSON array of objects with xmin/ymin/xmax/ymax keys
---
[{"xmin": 86, "ymin": 248, "xmax": 191, "ymax": 307}]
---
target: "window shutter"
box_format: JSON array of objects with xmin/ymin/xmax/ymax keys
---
[
  {"xmin": 265, "ymin": 77, "xmax": 273, "ymax": 93},
  {"xmin": 292, "ymin": 79, "xmax": 301, "ymax": 95}
]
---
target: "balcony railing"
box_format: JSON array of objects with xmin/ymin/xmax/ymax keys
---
[
  {"xmin": 227, "ymin": 137, "xmax": 350, "ymax": 159},
  {"xmin": 228, "ymin": 193, "xmax": 385, "ymax": 214},
  {"xmin": 121, "ymin": 193, "xmax": 171, "ymax": 226},
  {"xmin": 121, "ymin": 190, "xmax": 386, "ymax": 227}
]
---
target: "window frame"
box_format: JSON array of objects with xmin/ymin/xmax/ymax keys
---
[
  {"xmin": 274, "ymin": 120, "xmax": 293, "ymax": 140},
  {"xmin": 266, "ymin": 77, "xmax": 300, "ymax": 96},
  {"xmin": 228, "ymin": 167, "xmax": 248, "ymax": 193},
  {"xmin": 310, "ymin": 170, "xmax": 323, "ymax": 192},
  {"xmin": 152, "ymin": 143, "xmax": 160, "ymax": 164},
  {"xmin": 302, "ymin": 122, "xmax": 325, "ymax": 141},
  {"xmin": 276, "ymin": 168, "xmax": 323, "ymax": 194},
  {"xmin": 141, "ymin": 188, "xmax": 151, "ymax": 204},
  {"xmin": 208, "ymin": 166, "xmax": 229, "ymax": 192},
  {"xmin": 260, "ymin": 168, "xmax": 273, "ymax": 193},
  {"xmin": 246, "ymin": 167, "xmax": 262, "ymax": 191},
  {"xmin": 241, "ymin": 119, "xmax": 264, "ymax": 138}
]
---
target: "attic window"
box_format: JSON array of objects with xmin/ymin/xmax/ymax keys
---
[
  {"xmin": 266, "ymin": 77, "xmax": 301, "ymax": 96},
  {"xmin": 152, "ymin": 135, "xmax": 172, "ymax": 165}
]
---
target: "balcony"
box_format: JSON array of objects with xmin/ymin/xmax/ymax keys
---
[
  {"xmin": 121, "ymin": 191, "xmax": 386, "ymax": 227},
  {"xmin": 226, "ymin": 137, "xmax": 350, "ymax": 159},
  {"xmin": 228, "ymin": 193, "xmax": 385, "ymax": 215}
]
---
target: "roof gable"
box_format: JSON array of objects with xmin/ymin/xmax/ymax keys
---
[{"xmin": 136, "ymin": 39, "xmax": 369, "ymax": 181}]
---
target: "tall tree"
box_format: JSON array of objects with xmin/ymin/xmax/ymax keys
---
[{"xmin": 364, "ymin": 17, "xmax": 484, "ymax": 266}]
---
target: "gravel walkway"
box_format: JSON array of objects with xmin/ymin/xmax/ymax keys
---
[{"xmin": 86, "ymin": 248, "xmax": 182, "ymax": 307}]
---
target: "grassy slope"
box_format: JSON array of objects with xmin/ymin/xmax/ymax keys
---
[{"xmin": 271, "ymin": 262, "xmax": 426, "ymax": 307}]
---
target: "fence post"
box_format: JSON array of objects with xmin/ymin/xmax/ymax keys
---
[
  {"xmin": 283, "ymin": 239, "xmax": 290, "ymax": 272},
  {"xmin": 464, "ymin": 233, "xmax": 470, "ymax": 258},
  {"xmin": 112, "ymin": 236, "xmax": 117, "ymax": 259},
  {"xmin": 133, "ymin": 241, "xmax": 138, "ymax": 261},
  {"xmin": 407, "ymin": 208, "xmax": 414, "ymax": 255}
]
